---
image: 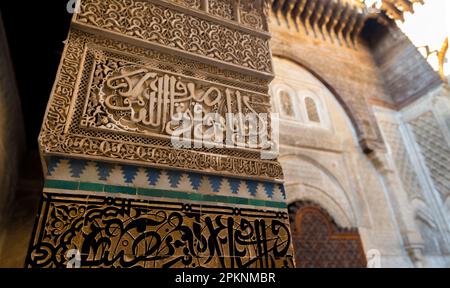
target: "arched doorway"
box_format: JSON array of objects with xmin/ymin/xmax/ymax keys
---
[{"xmin": 289, "ymin": 201, "xmax": 367, "ymax": 268}]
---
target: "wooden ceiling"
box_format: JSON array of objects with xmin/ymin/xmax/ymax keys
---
[
  {"xmin": 269, "ymin": 0, "xmax": 367, "ymax": 46},
  {"xmin": 378, "ymin": 0, "xmax": 424, "ymax": 22}
]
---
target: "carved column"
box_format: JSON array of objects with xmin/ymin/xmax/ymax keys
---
[{"xmin": 25, "ymin": 0, "xmax": 294, "ymax": 268}]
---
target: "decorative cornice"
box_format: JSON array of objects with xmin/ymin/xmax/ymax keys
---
[
  {"xmin": 267, "ymin": 0, "xmax": 425, "ymax": 47},
  {"xmin": 269, "ymin": 0, "xmax": 366, "ymax": 47}
]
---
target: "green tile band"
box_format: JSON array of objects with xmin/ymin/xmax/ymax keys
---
[{"xmin": 44, "ymin": 179, "xmax": 287, "ymax": 209}]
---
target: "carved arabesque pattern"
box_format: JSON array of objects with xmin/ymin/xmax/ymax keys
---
[
  {"xmin": 209, "ymin": 0, "xmax": 234, "ymax": 20},
  {"xmin": 75, "ymin": 0, "xmax": 272, "ymax": 73},
  {"xmin": 166, "ymin": 0, "xmax": 201, "ymax": 9},
  {"xmin": 88, "ymin": 37, "xmax": 269, "ymax": 92},
  {"xmin": 58, "ymin": 136, "xmax": 284, "ymax": 179}
]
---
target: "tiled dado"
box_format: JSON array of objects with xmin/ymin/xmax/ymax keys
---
[{"xmin": 45, "ymin": 157, "xmax": 287, "ymax": 207}]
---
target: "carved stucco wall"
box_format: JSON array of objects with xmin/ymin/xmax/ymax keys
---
[
  {"xmin": 40, "ymin": 1, "xmax": 283, "ymax": 181},
  {"xmin": 27, "ymin": 0, "xmax": 295, "ymax": 268},
  {"xmin": 271, "ymin": 57, "xmax": 412, "ymax": 267},
  {"xmin": 37, "ymin": 0, "xmax": 286, "ymax": 183}
]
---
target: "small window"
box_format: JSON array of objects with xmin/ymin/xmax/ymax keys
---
[
  {"xmin": 305, "ymin": 97, "xmax": 320, "ymax": 123},
  {"xmin": 279, "ymin": 90, "xmax": 295, "ymax": 118}
]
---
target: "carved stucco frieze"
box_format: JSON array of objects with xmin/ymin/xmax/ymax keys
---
[
  {"xmin": 166, "ymin": 0, "xmax": 266, "ymax": 31},
  {"xmin": 80, "ymin": 55, "xmax": 271, "ymax": 142},
  {"xmin": 39, "ymin": 30, "xmax": 283, "ymax": 181},
  {"xmin": 73, "ymin": 0, "xmax": 272, "ymax": 76}
]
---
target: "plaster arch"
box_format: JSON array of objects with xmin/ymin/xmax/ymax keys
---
[
  {"xmin": 271, "ymin": 49, "xmax": 383, "ymax": 153},
  {"xmin": 287, "ymin": 183, "xmax": 354, "ymax": 228},
  {"xmin": 273, "ymin": 57, "xmax": 375, "ymax": 231},
  {"xmin": 280, "ymin": 153, "xmax": 357, "ymax": 228}
]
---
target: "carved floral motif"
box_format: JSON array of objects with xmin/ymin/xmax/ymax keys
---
[
  {"xmin": 75, "ymin": 0, "xmax": 272, "ymax": 73},
  {"xmin": 208, "ymin": 0, "xmax": 234, "ymax": 20}
]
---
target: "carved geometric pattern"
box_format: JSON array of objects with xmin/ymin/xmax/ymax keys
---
[
  {"xmin": 409, "ymin": 112, "xmax": 450, "ymax": 202},
  {"xmin": 379, "ymin": 121, "xmax": 424, "ymax": 200},
  {"xmin": 75, "ymin": 0, "xmax": 272, "ymax": 73},
  {"xmin": 26, "ymin": 193, "xmax": 295, "ymax": 268},
  {"xmin": 289, "ymin": 201, "xmax": 367, "ymax": 268},
  {"xmin": 38, "ymin": 30, "xmax": 283, "ymax": 181}
]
